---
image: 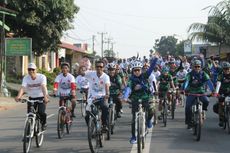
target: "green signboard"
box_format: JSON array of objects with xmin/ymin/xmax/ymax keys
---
[{"xmin": 5, "ymin": 38, "xmax": 32, "ymax": 56}]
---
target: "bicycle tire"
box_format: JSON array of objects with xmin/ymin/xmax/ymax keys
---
[
  {"xmin": 35, "ymin": 119, "xmax": 44, "ymax": 147},
  {"xmin": 81, "ymin": 100, "xmax": 86, "ymax": 117},
  {"xmin": 88, "ymin": 116, "xmax": 99, "ymax": 153},
  {"xmin": 226, "ymin": 108, "xmax": 230, "ymax": 134},
  {"xmin": 107, "ymin": 108, "xmax": 112, "ymax": 140},
  {"xmin": 171, "ymin": 98, "xmax": 175, "ymax": 120},
  {"xmin": 195, "ymin": 111, "xmax": 202, "ymax": 141},
  {"xmin": 66, "ymin": 112, "xmax": 72, "ymax": 134},
  {"xmin": 23, "ymin": 119, "xmax": 33, "ymax": 153},
  {"xmin": 163, "ymin": 100, "xmax": 167, "ymax": 127},
  {"xmin": 137, "ymin": 115, "xmax": 143, "ymax": 153},
  {"xmin": 57, "ymin": 109, "xmax": 65, "ymax": 139}
]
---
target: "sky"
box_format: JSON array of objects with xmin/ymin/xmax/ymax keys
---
[{"xmin": 62, "ymin": 0, "xmax": 221, "ymax": 58}]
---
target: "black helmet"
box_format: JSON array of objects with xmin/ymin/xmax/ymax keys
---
[
  {"xmin": 61, "ymin": 62, "xmax": 70, "ymax": 68},
  {"xmin": 222, "ymin": 61, "xmax": 230, "ymax": 68}
]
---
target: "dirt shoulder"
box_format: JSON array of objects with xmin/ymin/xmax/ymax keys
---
[{"xmin": 0, "ymin": 97, "xmax": 21, "ymax": 111}]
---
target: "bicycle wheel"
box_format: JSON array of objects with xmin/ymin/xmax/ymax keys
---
[
  {"xmin": 81, "ymin": 100, "xmax": 87, "ymax": 117},
  {"xmin": 226, "ymin": 108, "xmax": 230, "ymax": 134},
  {"xmin": 163, "ymin": 100, "xmax": 168, "ymax": 127},
  {"xmin": 171, "ymin": 98, "xmax": 176, "ymax": 120},
  {"xmin": 137, "ymin": 116, "xmax": 143, "ymax": 153},
  {"xmin": 88, "ymin": 116, "xmax": 99, "ymax": 153},
  {"xmin": 57, "ymin": 109, "xmax": 65, "ymax": 139},
  {"xmin": 111, "ymin": 104, "xmax": 116, "ymax": 135},
  {"xmin": 107, "ymin": 107, "xmax": 113, "ymax": 140},
  {"xmin": 23, "ymin": 119, "xmax": 33, "ymax": 153},
  {"xmin": 66, "ymin": 112, "xmax": 72, "ymax": 134},
  {"xmin": 35, "ymin": 119, "xmax": 44, "ymax": 147},
  {"xmin": 195, "ymin": 111, "xmax": 202, "ymax": 141}
]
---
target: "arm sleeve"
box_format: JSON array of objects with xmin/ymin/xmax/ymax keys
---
[
  {"xmin": 207, "ymin": 80, "xmax": 214, "ymax": 92},
  {"xmin": 41, "ymin": 75, "xmax": 47, "ymax": 85},
  {"xmin": 182, "ymin": 74, "xmax": 190, "ymax": 90},
  {"xmin": 215, "ymin": 81, "xmax": 221, "ymax": 93},
  {"xmin": 123, "ymin": 87, "xmax": 131, "ymax": 99},
  {"xmin": 146, "ymin": 57, "xmax": 158, "ymax": 77}
]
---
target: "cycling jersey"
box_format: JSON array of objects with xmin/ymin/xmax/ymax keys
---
[
  {"xmin": 109, "ymin": 75, "xmax": 122, "ymax": 95},
  {"xmin": 217, "ymin": 73, "xmax": 230, "ymax": 94},
  {"xmin": 158, "ymin": 74, "xmax": 173, "ymax": 91},
  {"xmin": 54, "ymin": 73, "xmax": 76, "ymax": 96},
  {"xmin": 75, "ymin": 75, "xmax": 89, "ymax": 89}
]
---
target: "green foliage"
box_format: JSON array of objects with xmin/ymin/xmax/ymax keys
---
[
  {"xmin": 6, "ymin": 0, "xmax": 79, "ymax": 55},
  {"xmin": 104, "ymin": 49, "xmax": 116, "ymax": 57},
  {"xmin": 53, "ymin": 67, "xmax": 61, "ymax": 75},
  {"xmin": 153, "ymin": 36, "xmax": 178, "ymax": 56},
  {"xmin": 37, "ymin": 68, "xmax": 56, "ymax": 90}
]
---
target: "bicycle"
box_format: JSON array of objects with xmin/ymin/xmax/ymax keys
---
[
  {"xmin": 169, "ymin": 89, "xmax": 176, "ymax": 120},
  {"xmin": 56, "ymin": 96, "xmax": 73, "ymax": 139},
  {"xmin": 186, "ymin": 93, "xmax": 211, "ymax": 141},
  {"xmin": 77, "ymin": 89, "xmax": 87, "ymax": 117},
  {"xmin": 221, "ymin": 94, "xmax": 230, "ymax": 134},
  {"xmin": 87, "ymin": 97, "xmax": 106, "ymax": 153},
  {"xmin": 135, "ymin": 99, "xmax": 149, "ymax": 153},
  {"xmin": 21, "ymin": 98, "xmax": 45, "ymax": 153}
]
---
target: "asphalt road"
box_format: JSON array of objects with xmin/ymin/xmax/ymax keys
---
[{"xmin": 0, "ymin": 97, "xmax": 229, "ymax": 153}]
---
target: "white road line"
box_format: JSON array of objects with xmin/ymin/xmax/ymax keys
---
[
  {"xmin": 130, "ymin": 127, "xmax": 153, "ymax": 153},
  {"xmin": 47, "ymin": 114, "xmax": 55, "ymax": 119}
]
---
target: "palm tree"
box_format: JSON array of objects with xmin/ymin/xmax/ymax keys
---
[{"xmin": 188, "ymin": 0, "xmax": 230, "ymax": 55}]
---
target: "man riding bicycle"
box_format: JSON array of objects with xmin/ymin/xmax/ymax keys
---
[
  {"xmin": 53, "ymin": 62, "xmax": 77, "ymax": 117},
  {"xmin": 107, "ymin": 63, "xmax": 123, "ymax": 118},
  {"xmin": 15, "ymin": 63, "xmax": 49, "ymax": 131},
  {"xmin": 213, "ymin": 61, "xmax": 230, "ymax": 127},
  {"xmin": 84, "ymin": 60, "xmax": 110, "ymax": 132},
  {"xmin": 182, "ymin": 60, "xmax": 215, "ymax": 129},
  {"xmin": 123, "ymin": 55, "xmax": 159, "ymax": 144}
]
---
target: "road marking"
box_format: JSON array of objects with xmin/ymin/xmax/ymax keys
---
[
  {"xmin": 130, "ymin": 127, "xmax": 153, "ymax": 153},
  {"xmin": 47, "ymin": 114, "xmax": 55, "ymax": 119}
]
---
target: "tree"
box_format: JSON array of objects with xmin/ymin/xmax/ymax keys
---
[
  {"xmin": 188, "ymin": 0, "xmax": 230, "ymax": 55},
  {"xmin": 175, "ymin": 40, "xmax": 186, "ymax": 56},
  {"xmin": 104, "ymin": 49, "xmax": 116, "ymax": 57},
  {"xmin": 5, "ymin": 0, "xmax": 79, "ymax": 55},
  {"xmin": 153, "ymin": 36, "xmax": 178, "ymax": 56}
]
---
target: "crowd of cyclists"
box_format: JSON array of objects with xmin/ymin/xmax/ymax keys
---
[{"xmin": 15, "ymin": 52, "xmax": 230, "ymax": 146}]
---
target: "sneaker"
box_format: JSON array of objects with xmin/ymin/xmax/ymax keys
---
[
  {"xmin": 219, "ymin": 120, "xmax": 224, "ymax": 127},
  {"xmin": 202, "ymin": 111, "xmax": 206, "ymax": 120},
  {"xmin": 120, "ymin": 109, "xmax": 123, "ymax": 113},
  {"xmin": 102, "ymin": 125, "xmax": 108, "ymax": 133},
  {"xmin": 147, "ymin": 120, "xmax": 153, "ymax": 128},
  {"xmin": 117, "ymin": 112, "xmax": 121, "ymax": 118},
  {"xmin": 129, "ymin": 136, "xmax": 137, "ymax": 144},
  {"xmin": 42, "ymin": 123, "xmax": 47, "ymax": 131}
]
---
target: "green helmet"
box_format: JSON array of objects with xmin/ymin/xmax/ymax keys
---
[
  {"xmin": 193, "ymin": 60, "xmax": 201, "ymax": 66},
  {"xmin": 222, "ymin": 61, "xmax": 230, "ymax": 68}
]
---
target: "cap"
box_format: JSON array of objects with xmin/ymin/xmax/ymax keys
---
[{"xmin": 28, "ymin": 63, "xmax": 37, "ymax": 69}]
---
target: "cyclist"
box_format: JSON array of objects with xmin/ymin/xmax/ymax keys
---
[
  {"xmin": 213, "ymin": 61, "xmax": 230, "ymax": 127},
  {"xmin": 123, "ymin": 55, "xmax": 159, "ymax": 144},
  {"xmin": 15, "ymin": 63, "xmax": 49, "ymax": 131},
  {"xmin": 84, "ymin": 60, "xmax": 110, "ymax": 132},
  {"xmin": 107, "ymin": 63, "xmax": 123, "ymax": 118},
  {"xmin": 53, "ymin": 62, "xmax": 77, "ymax": 117},
  {"xmin": 182, "ymin": 60, "xmax": 215, "ymax": 129},
  {"xmin": 157, "ymin": 67, "xmax": 175, "ymax": 120},
  {"xmin": 76, "ymin": 65, "xmax": 89, "ymax": 101}
]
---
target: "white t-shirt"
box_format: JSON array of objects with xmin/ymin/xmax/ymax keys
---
[
  {"xmin": 54, "ymin": 73, "xmax": 75, "ymax": 96},
  {"xmin": 75, "ymin": 75, "xmax": 89, "ymax": 89},
  {"xmin": 182, "ymin": 62, "xmax": 190, "ymax": 71},
  {"xmin": 176, "ymin": 70, "xmax": 188, "ymax": 80},
  {"xmin": 148, "ymin": 73, "xmax": 157, "ymax": 94},
  {"xmin": 85, "ymin": 71, "xmax": 110, "ymax": 99},
  {"xmin": 22, "ymin": 73, "xmax": 47, "ymax": 98},
  {"xmin": 153, "ymin": 70, "xmax": 161, "ymax": 80}
]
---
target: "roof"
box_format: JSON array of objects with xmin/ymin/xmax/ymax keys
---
[{"xmin": 59, "ymin": 42, "xmax": 87, "ymax": 54}]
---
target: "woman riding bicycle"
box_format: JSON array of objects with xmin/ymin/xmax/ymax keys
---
[{"xmin": 123, "ymin": 55, "xmax": 159, "ymax": 144}]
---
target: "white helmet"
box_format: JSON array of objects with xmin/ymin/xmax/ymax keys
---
[
  {"xmin": 107, "ymin": 63, "xmax": 116, "ymax": 69},
  {"xmin": 131, "ymin": 60, "xmax": 143, "ymax": 70}
]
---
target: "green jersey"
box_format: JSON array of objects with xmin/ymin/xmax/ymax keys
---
[
  {"xmin": 217, "ymin": 73, "xmax": 230, "ymax": 94},
  {"xmin": 158, "ymin": 74, "xmax": 173, "ymax": 91},
  {"xmin": 186, "ymin": 71, "xmax": 210, "ymax": 94},
  {"xmin": 109, "ymin": 75, "xmax": 122, "ymax": 95}
]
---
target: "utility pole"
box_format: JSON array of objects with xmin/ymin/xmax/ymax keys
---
[
  {"xmin": 92, "ymin": 35, "xmax": 95, "ymax": 53},
  {"xmin": 105, "ymin": 37, "xmax": 112, "ymax": 50},
  {"xmin": 97, "ymin": 32, "xmax": 107, "ymax": 58}
]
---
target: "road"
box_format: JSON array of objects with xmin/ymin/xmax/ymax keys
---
[{"xmin": 0, "ymin": 97, "xmax": 229, "ymax": 153}]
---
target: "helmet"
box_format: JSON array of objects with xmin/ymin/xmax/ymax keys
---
[
  {"xmin": 162, "ymin": 67, "xmax": 169, "ymax": 73},
  {"xmin": 193, "ymin": 60, "xmax": 201, "ymax": 66},
  {"xmin": 61, "ymin": 62, "xmax": 70, "ymax": 68},
  {"xmin": 222, "ymin": 61, "xmax": 230, "ymax": 68},
  {"xmin": 107, "ymin": 63, "xmax": 116, "ymax": 69},
  {"xmin": 131, "ymin": 60, "xmax": 143, "ymax": 70}
]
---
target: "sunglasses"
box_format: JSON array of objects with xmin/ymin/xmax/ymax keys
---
[
  {"xmin": 133, "ymin": 69, "xmax": 141, "ymax": 72},
  {"xmin": 194, "ymin": 66, "xmax": 201, "ymax": 68},
  {"xmin": 96, "ymin": 65, "xmax": 103, "ymax": 68},
  {"xmin": 223, "ymin": 68, "xmax": 230, "ymax": 70},
  {"xmin": 108, "ymin": 68, "xmax": 115, "ymax": 71},
  {"xmin": 28, "ymin": 68, "xmax": 35, "ymax": 71}
]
